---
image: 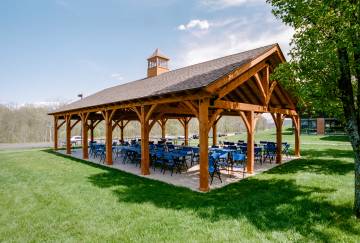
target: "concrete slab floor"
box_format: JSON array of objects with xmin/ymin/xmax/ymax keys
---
[{"xmin": 57, "ymin": 149, "xmax": 296, "ymax": 192}]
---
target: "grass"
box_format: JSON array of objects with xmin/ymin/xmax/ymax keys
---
[{"xmin": 0, "ymin": 130, "xmax": 359, "ymax": 242}]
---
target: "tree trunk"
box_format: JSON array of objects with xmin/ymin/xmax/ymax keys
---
[{"xmin": 337, "ymin": 47, "xmax": 360, "ymax": 218}]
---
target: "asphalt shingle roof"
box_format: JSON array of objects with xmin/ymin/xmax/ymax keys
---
[{"xmin": 54, "ymin": 44, "xmax": 277, "ymax": 113}]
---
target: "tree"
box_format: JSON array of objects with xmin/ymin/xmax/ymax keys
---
[{"xmin": 266, "ymin": 0, "xmax": 360, "ymax": 217}]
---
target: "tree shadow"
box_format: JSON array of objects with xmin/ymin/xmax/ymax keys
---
[
  {"xmin": 44, "ymin": 149, "xmax": 359, "ymax": 240},
  {"xmin": 301, "ymin": 148, "xmax": 354, "ymax": 159},
  {"xmin": 319, "ymin": 135, "xmax": 349, "ymax": 142},
  {"xmin": 267, "ymin": 157, "xmax": 353, "ymax": 175},
  {"xmin": 268, "ymin": 149, "xmax": 354, "ymax": 175},
  {"xmin": 87, "ymin": 171, "xmax": 357, "ymax": 241}
]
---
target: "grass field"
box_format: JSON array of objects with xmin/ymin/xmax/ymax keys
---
[{"xmin": 0, "ymin": 129, "xmax": 359, "ymax": 242}]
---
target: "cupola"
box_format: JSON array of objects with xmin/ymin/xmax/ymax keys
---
[{"xmin": 147, "ymin": 48, "xmax": 169, "ymax": 78}]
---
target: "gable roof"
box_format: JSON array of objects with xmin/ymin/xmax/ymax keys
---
[{"xmin": 53, "ymin": 44, "xmax": 279, "ymax": 114}]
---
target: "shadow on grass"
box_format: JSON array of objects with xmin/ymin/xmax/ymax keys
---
[
  {"xmin": 320, "ymin": 135, "xmax": 349, "ymax": 142},
  {"xmin": 301, "ymin": 148, "xmax": 354, "ymax": 159},
  {"xmin": 44, "ymin": 149, "xmax": 358, "ymax": 241},
  {"xmin": 269, "ymin": 149, "xmax": 354, "ymax": 175},
  {"xmin": 87, "ymin": 170, "xmax": 356, "ymax": 241}
]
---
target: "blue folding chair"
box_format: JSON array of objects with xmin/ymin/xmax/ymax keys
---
[
  {"xmin": 232, "ymin": 152, "xmax": 247, "ymax": 178},
  {"xmin": 209, "ymin": 154, "xmax": 222, "ymax": 184},
  {"xmin": 282, "ymin": 142, "xmax": 290, "ymax": 157}
]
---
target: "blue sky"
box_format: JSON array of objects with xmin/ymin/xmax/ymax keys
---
[{"xmin": 0, "ymin": 0, "xmax": 293, "ymax": 105}]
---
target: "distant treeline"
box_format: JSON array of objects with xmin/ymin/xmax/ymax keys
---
[{"xmin": 0, "ymin": 104, "xmax": 269, "ymax": 143}]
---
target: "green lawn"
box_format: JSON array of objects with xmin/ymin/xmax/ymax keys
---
[{"xmin": 0, "ymin": 132, "xmax": 359, "ymax": 242}]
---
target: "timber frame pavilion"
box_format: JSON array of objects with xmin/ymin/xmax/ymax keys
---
[{"xmin": 49, "ymin": 44, "xmax": 300, "ymax": 192}]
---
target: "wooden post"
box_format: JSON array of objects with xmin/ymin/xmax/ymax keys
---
[
  {"xmin": 140, "ymin": 106, "xmax": 150, "ymax": 175},
  {"xmin": 105, "ymin": 110, "xmax": 114, "ymax": 165},
  {"xmin": 81, "ymin": 113, "xmax": 89, "ymax": 160},
  {"xmin": 120, "ymin": 120, "xmax": 124, "ymax": 142},
  {"xmin": 212, "ymin": 123, "xmax": 217, "ymax": 146},
  {"xmin": 294, "ymin": 115, "xmax": 301, "ymax": 157},
  {"xmin": 246, "ymin": 111, "xmax": 255, "ymax": 174},
  {"xmin": 54, "ymin": 116, "xmax": 58, "ymax": 150},
  {"xmin": 66, "ymin": 115, "xmax": 71, "ymax": 155},
  {"xmin": 90, "ymin": 120, "xmax": 95, "ymax": 142},
  {"xmin": 274, "ymin": 113, "xmax": 284, "ymax": 164},
  {"xmin": 199, "ymin": 98, "xmax": 209, "ymax": 192},
  {"xmin": 184, "ymin": 120, "xmax": 189, "ymax": 146},
  {"xmin": 161, "ymin": 118, "xmax": 167, "ymax": 139}
]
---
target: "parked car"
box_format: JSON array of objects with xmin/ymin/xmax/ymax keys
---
[{"xmin": 70, "ymin": 136, "xmax": 82, "ymax": 144}]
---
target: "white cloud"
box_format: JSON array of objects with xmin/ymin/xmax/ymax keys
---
[
  {"xmin": 110, "ymin": 73, "xmax": 124, "ymax": 81},
  {"xmin": 174, "ymin": 14, "xmax": 294, "ymax": 67},
  {"xmin": 200, "ymin": 0, "xmax": 263, "ymax": 9},
  {"xmin": 177, "ymin": 19, "xmax": 211, "ymax": 31}
]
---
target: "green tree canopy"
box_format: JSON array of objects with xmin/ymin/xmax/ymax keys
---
[{"xmin": 267, "ymin": 0, "xmax": 360, "ymax": 217}]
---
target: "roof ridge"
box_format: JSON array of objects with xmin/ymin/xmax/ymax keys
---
[
  {"xmin": 100, "ymin": 44, "xmax": 277, "ymax": 92},
  {"xmin": 162, "ymin": 43, "xmax": 277, "ymax": 75}
]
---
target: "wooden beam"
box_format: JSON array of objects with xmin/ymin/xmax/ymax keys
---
[
  {"xmin": 205, "ymin": 46, "xmax": 284, "ymax": 93},
  {"xmin": 50, "ymin": 91, "xmax": 211, "ymax": 116},
  {"xmin": 145, "ymin": 104, "xmax": 158, "ymax": 122},
  {"xmin": 149, "ymin": 113, "xmax": 164, "ymax": 131},
  {"xmin": 207, "ymin": 109, "xmax": 223, "ymax": 132},
  {"xmin": 213, "ymin": 100, "xmax": 267, "ymax": 113},
  {"xmin": 269, "ymin": 107, "xmax": 298, "ymax": 116},
  {"xmin": 177, "ymin": 118, "xmax": 185, "ymax": 128},
  {"xmin": 70, "ymin": 119, "xmax": 81, "ymax": 129},
  {"xmin": 132, "ymin": 107, "xmax": 142, "ymax": 120},
  {"xmin": 253, "ymin": 74, "xmax": 267, "ymax": 104},
  {"xmin": 199, "ymin": 98, "xmax": 210, "ymax": 192},
  {"xmin": 239, "ymin": 111, "xmax": 250, "ymax": 132},
  {"xmin": 56, "ymin": 120, "xmax": 66, "ymax": 130},
  {"xmin": 183, "ymin": 101, "xmax": 199, "ymax": 117},
  {"xmin": 266, "ymin": 81, "xmax": 277, "ymax": 105},
  {"xmin": 216, "ymin": 61, "xmax": 267, "ymax": 99},
  {"xmin": 93, "ymin": 120, "xmax": 101, "ymax": 129}
]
